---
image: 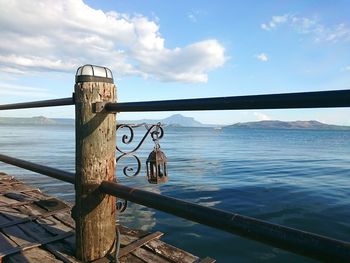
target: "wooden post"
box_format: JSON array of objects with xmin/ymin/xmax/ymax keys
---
[{"xmin": 74, "ymin": 65, "xmax": 116, "ymax": 261}]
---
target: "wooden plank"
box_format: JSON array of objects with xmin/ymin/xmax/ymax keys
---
[
  {"xmin": 0, "ymin": 195, "xmax": 19, "ymax": 205},
  {"xmin": 0, "ymin": 205, "xmax": 74, "ymax": 262},
  {"xmin": 53, "ymin": 212, "xmax": 75, "ymax": 229},
  {"xmin": 16, "ymin": 220, "xmax": 79, "ymax": 263},
  {"xmin": 0, "ymin": 200, "xmax": 34, "ymax": 208},
  {"xmin": 11, "ymin": 205, "xmax": 79, "ymax": 263},
  {"xmin": 37, "ymin": 216, "xmax": 76, "ymax": 249},
  {"xmin": 17, "ymin": 203, "xmax": 75, "ymax": 248},
  {"xmin": 118, "ymin": 231, "xmax": 163, "ymax": 258},
  {"xmin": 35, "ymin": 198, "xmax": 70, "ymax": 212},
  {"xmin": 198, "ymin": 257, "xmax": 216, "ymax": 263},
  {"xmin": 2, "ymin": 222, "xmax": 37, "ymax": 246},
  {"xmin": 0, "ymin": 231, "xmax": 17, "ymax": 251},
  {"xmin": 119, "ymin": 225, "xmax": 148, "ymax": 238},
  {"xmin": 21, "ymin": 203, "xmax": 73, "ymax": 232},
  {"xmin": 24, "ymin": 189, "xmax": 51, "ymax": 200},
  {"xmin": 0, "ymin": 174, "xmax": 14, "ymax": 182},
  {"xmin": 145, "ymin": 239, "xmax": 199, "ymax": 263},
  {"xmin": 0, "ymin": 174, "xmax": 79, "ymax": 262},
  {"xmin": 5, "ymin": 192, "xmax": 37, "ymax": 202},
  {"xmin": 120, "ymin": 233, "xmax": 139, "ymax": 246},
  {"xmin": 0, "ymin": 216, "xmax": 32, "ymax": 229},
  {"xmin": 0, "ymin": 185, "xmax": 35, "ymax": 195},
  {"xmin": 45, "ymin": 242, "xmax": 81, "ymax": 263},
  {"xmin": 0, "ymin": 207, "xmax": 70, "ymax": 229},
  {"xmin": 119, "ymin": 253, "xmax": 145, "ymax": 263},
  {"xmin": 0, "ymin": 214, "xmax": 12, "ymax": 225},
  {"xmin": 131, "ymin": 247, "xmax": 171, "ymax": 263},
  {"xmin": 0, "ymin": 206, "xmax": 28, "ymax": 223},
  {"xmin": 0, "ymin": 231, "xmax": 73, "ymax": 258},
  {"xmin": 6, "ymin": 247, "xmax": 64, "ymax": 263}
]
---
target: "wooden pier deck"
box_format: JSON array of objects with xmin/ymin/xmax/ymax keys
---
[{"xmin": 0, "ymin": 172, "xmax": 215, "ymax": 263}]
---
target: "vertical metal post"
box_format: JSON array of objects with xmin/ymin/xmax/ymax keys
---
[{"xmin": 74, "ymin": 65, "xmax": 116, "ymax": 261}]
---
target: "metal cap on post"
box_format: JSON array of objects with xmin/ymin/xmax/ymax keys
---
[{"xmin": 74, "ymin": 65, "xmax": 117, "ymax": 261}]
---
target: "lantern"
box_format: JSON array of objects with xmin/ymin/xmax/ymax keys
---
[
  {"xmin": 75, "ymin": 64, "xmax": 113, "ymax": 83},
  {"xmin": 146, "ymin": 146, "xmax": 168, "ymax": 184}
]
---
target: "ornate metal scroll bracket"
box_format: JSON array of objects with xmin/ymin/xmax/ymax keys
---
[
  {"xmin": 116, "ymin": 199, "xmax": 128, "ymax": 213},
  {"xmin": 116, "ymin": 122, "xmax": 164, "ymax": 177}
]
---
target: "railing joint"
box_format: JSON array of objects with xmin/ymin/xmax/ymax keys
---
[{"xmin": 93, "ymin": 102, "xmax": 107, "ymax": 113}]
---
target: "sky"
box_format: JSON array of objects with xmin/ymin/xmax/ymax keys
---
[{"xmin": 0, "ymin": 0, "xmax": 349, "ymax": 125}]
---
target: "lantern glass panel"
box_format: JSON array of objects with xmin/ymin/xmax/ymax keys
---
[
  {"xmin": 164, "ymin": 163, "xmax": 167, "ymax": 177},
  {"xmin": 81, "ymin": 65, "xmax": 93, "ymax": 75},
  {"xmin": 94, "ymin": 66, "xmax": 107, "ymax": 77},
  {"xmin": 106, "ymin": 68, "xmax": 113, "ymax": 78},
  {"xmin": 76, "ymin": 67, "xmax": 82, "ymax": 75},
  {"xmin": 150, "ymin": 164, "xmax": 155, "ymax": 177}
]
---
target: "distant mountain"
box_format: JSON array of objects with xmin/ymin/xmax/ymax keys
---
[
  {"xmin": 225, "ymin": 120, "xmax": 350, "ymax": 130},
  {"xmin": 2, "ymin": 116, "xmax": 347, "ymax": 130},
  {"xmin": 0, "ymin": 116, "xmax": 57, "ymax": 125},
  {"xmin": 0, "ymin": 114, "xmax": 214, "ymax": 127},
  {"xmin": 120, "ymin": 114, "xmax": 216, "ymax": 127},
  {"xmin": 0, "ymin": 116, "xmax": 76, "ymax": 125},
  {"xmin": 160, "ymin": 114, "xmax": 205, "ymax": 127},
  {"xmin": 52, "ymin": 118, "xmax": 75, "ymax": 125}
]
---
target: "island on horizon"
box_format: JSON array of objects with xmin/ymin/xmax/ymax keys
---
[{"xmin": 0, "ymin": 115, "xmax": 349, "ymax": 131}]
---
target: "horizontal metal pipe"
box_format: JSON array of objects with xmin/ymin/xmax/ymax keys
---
[
  {"xmin": 0, "ymin": 97, "xmax": 74, "ymax": 110},
  {"xmin": 100, "ymin": 181, "xmax": 350, "ymax": 262},
  {"xmin": 0, "ymin": 154, "xmax": 75, "ymax": 184},
  {"xmin": 105, "ymin": 89, "xmax": 350, "ymax": 112}
]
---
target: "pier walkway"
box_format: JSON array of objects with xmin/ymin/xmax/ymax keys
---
[{"xmin": 0, "ymin": 172, "xmax": 214, "ymax": 263}]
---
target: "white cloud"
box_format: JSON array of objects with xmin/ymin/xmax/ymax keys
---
[
  {"xmin": 253, "ymin": 112, "xmax": 271, "ymax": 121},
  {"xmin": 187, "ymin": 10, "xmax": 206, "ymax": 23},
  {"xmin": 188, "ymin": 13, "xmax": 197, "ymax": 23},
  {"xmin": 261, "ymin": 14, "xmax": 350, "ymax": 43},
  {"xmin": 261, "ymin": 14, "xmax": 289, "ymax": 30},
  {"xmin": 256, "ymin": 53, "xmax": 269, "ymax": 62},
  {"xmin": 0, "ymin": 55, "xmax": 76, "ymax": 72},
  {"xmin": 0, "ymin": 0, "xmax": 226, "ymax": 83},
  {"xmin": 342, "ymin": 66, "xmax": 350, "ymax": 71},
  {"xmin": 136, "ymin": 39, "xmax": 225, "ymax": 82},
  {"xmin": 0, "ymin": 83, "xmax": 49, "ymax": 98}
]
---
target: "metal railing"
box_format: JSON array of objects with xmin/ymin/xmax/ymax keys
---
[
  {"xmin": 1, "ymin": 89, "xmax": 350, "ymax": 262},
  {"xmin": 0, "ymin": 97, "xmax": 74, "ymax": 110},
  {"xmin": 101, "ymin": 89, "xmax": 350, "ymax": 112}
]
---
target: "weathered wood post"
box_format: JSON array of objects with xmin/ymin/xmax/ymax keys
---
[{"xmin": 74, "ymin": 65, "xmax": 116, "ymax": 261}]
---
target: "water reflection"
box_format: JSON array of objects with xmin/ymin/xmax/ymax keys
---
[{"xmin": 119, "ymin": 203, "xmax": 156, "ymax": 232}]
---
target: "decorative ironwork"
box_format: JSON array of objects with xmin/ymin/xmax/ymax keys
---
[
  {"xmin": 116, "ymin": 123, "xmax": 164, "ymax": 177},
  {"xmin": 116, "ymin": 199, "xmax": 128, "ymax": 213}
]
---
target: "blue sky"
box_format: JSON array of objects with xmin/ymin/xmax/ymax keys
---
[{"xmin": 0, "ymin": 0, "xmax": 349, "ymax": 124}]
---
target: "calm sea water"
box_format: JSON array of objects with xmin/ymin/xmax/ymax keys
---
[{"xmin": 1, "ymin": 124, "xmax": 350, "ymax": 262}]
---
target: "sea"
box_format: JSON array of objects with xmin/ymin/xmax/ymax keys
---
[{"xmin": 0, "ymin": 123, "xmax": 350, "ymax": 262}]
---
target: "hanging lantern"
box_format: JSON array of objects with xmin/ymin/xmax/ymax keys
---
[{"xmin": 146, "ymin": 146, "xmax": 168, "ymax": 184}]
